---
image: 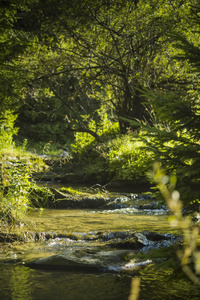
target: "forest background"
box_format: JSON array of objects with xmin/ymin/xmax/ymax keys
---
[{"xmin": 1, "ymin": 0, "xmax": 200, "ymax": 224}]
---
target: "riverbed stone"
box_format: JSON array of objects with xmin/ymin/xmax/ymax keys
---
[
  {"xmin": 143, "ymin": 231, "xmax": 171, "ymax": 241},
  {"xmin": 107, "ymin": 236, "xmax": 149, "ymax": 250},
  {"xmin": 97, "ymin": 230, "xmax": 136, "ymax": 241},
  {"xmin": 26, "ymin": 246, "xmax": 151, "ymax": 273}
]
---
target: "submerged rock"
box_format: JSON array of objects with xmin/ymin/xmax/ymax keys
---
[
  {"xmin": 23, "ymin": 230, "xmax": 175, "ymax": 273},
  {"xmin": 107, "ymin": 237, "xmax": 147, "ymax": 250},
  {"xmin": 106, "ymin": 232, "xmax": 154, "ymax": 249},
  {"xmin": 26, "ymin": 246, "xmax": 152, "ymax": 273},
  {"xmin": 143, "ymin": 231, "xmax": 171, "ymax": 241}
]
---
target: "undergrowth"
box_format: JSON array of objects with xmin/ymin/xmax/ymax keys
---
[
  {"xmin": 0, "ymin": 110, "xmax": 47, "ymax": 230},
  {"xmin": 71, "ymin": 127, "xmax": 153, "ymax": 184}
]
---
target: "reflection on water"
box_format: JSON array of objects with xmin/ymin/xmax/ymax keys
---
[
  {"xmin": 139, "ymin": 266, "xmax": 200, "ymax": 300},
  {"xmin": 0, "ymin": 264, "xmax": 131, "ymax": 300},
  {"xmin": 10, "ymin": 266, "xmax": 33, "ymax": 300},
  {"xmin": 1, "ymin": 263, "xmax": 200, "ymax": 300}
]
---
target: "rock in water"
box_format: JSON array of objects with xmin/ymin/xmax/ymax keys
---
[{"xmin": 26, "ymin": 247, "xmax": 151, "ymax": 273}]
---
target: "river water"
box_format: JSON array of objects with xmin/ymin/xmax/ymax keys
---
[{"xmin": 0, "ymin": 196, "xmax": 200, "ymax": 299}]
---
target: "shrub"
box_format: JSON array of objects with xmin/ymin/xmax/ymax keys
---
[
  {"xmin": 71, "ymin": 125, "xmax": 153, "ymax": 184},
  {"xmin": 0, "ymin": 110, "xmax": 18, "ymax": 149},
  {"xmin": 29, "ymin": 185, "xmax": 55, "ymax": 208},
  {"xmin": 0, "ymin": 110, "xmax": 47, "ymax": 228},
  {"xmin": 72, "ymin": 107, "xmax": 120, "ymax": 154},
  {"xmin": 0, "ymin": 155, "xmax": 31, "ymax": 226},
  {"xmin": 106, "ymin": 134, "xmax": 153, "ymax": 182}
]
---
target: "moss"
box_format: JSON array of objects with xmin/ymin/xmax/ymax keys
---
[{"xmin": 60, "ymin": 187, "xmax": 83, "ymax": 196}]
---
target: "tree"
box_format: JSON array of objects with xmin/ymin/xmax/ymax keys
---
[
  {"xmin": 0, "ymin": 0, "xmax": 40, "ymax": 146},
  {"xmin": 139, "ymin": 0, "xmax": 200, "ymax": 206},
  {"xmin": 49, "ymin": 0, "xmax": 190, "ymax": 133},
  {"xmin": 15, "ymin": 0, "xmax": 192, "ymax": 141}
]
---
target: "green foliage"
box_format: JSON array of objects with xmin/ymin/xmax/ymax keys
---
[
  {"xmin": 11, "ymin": 0, "xmax": 194, "ymax": 143},
  {"xmin": 0, "ymin": 154, "xmax": 31, "ymax": 226},
  {"xmin": 135, "ymin": 93, "xmax": 200, "ymax": 205},
  {"xmin": 153, "ymin": 163, "xmax": 200, "ymax": 285},
  {"xmin": 60, "ymin": 187, "xmax": 83, "ymax": 196},
  {"xmin": 106, "ymin": 134, "xmax": 152, "ymax": 182},
  {"xmin": 0, "ymin": 110, "xmax": 18, "ymax": 149},
  {"xmin": 0, "ymin": 110, "xmax": 47, "ymax": 227},
  {"xmin": 71, "ymin": 124, "xmax": 152, "ymax": 184},
  {"xmin": 72, "ymin": 131, "xmax": 95, "ymax": 154},
  {"xmin": 0, "ymin": 150, "xmax": 47, "ymax": 228},
  {"xmin": 0, "ymin": 0, "xmax": 38, "ymax": 113},
  {"xmin": 70, "ymin": 110, "xmax": 120, "ymax": 182},
  {"xmin": 2, "ymin": 0, "xmax": 200, "ymax": 213},
  {"xmin": 16, "ymin": 86, "xmax": 73, "ymax": 146},
  {"xmin": 72, "ymin": 108, "xmax": 119, "ymax": 154},
  {"xmin": 135, "ymin": 2, "xmax": 200, "ymax": 206},
  {"xmin": 29, "ymin": 185, "xmax": 55, "ymax": 208}
]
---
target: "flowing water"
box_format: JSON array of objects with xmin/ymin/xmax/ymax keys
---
[{"xmin": 0, "ymin": 194, "xmax": 200, "ymax": 299}]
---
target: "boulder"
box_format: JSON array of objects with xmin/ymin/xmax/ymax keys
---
[
  {"xmin": 26, "ymin": 246, "xmax": 151, "ymax": 273},
  {"xmin": 107, "ymin": 233, "xmax": 151, "ymax": 250},
  {"xmin": 143, "ymin": 231, "xmax": 171, "ymax": 241}
]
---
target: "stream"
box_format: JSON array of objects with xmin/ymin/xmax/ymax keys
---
[{"xmin": 0, "ymin": 188, "xmax": 200, "ymax": 300}]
